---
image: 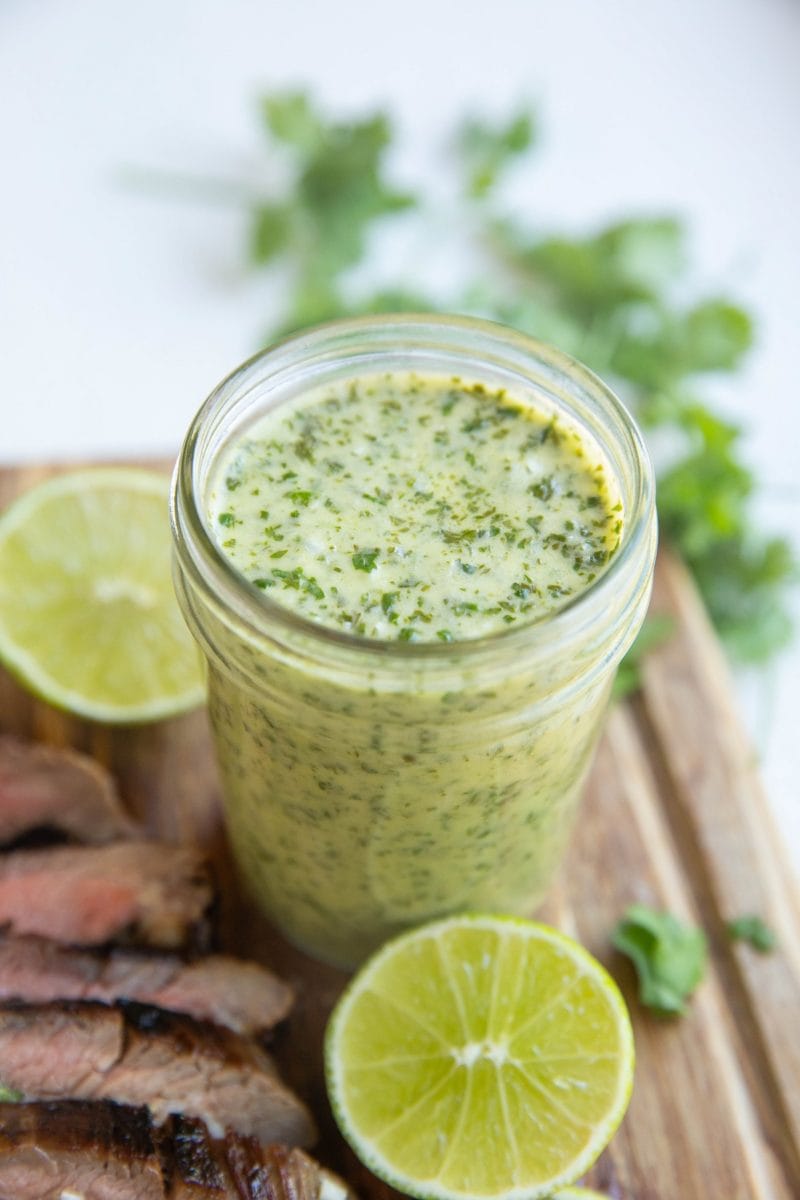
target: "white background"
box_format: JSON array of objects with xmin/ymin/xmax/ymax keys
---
[{"xmin": 1, "ymin": 0, "xmax": 798, "ymax": 870}]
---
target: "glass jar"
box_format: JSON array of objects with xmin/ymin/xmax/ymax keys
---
[{"xmin": 171, "ymin": 315, "xmax": 656, "ymax": 968}]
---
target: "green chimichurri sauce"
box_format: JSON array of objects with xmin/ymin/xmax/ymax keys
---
[
  {"xmin": 209, "ymin": 373, "xmax": 620, "ymax": 640},
  {"xmin": 197, "ymin": 370, "xmax": 629, "ymax": 966}
]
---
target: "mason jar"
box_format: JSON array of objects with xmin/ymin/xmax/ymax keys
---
[{"xmin": 171, "ymin": 315, "xmax": 656, "ymax": 968}]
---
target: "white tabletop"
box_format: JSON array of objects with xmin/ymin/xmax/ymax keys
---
[{"xmin": 1, "ymin": 0, "xmax": 798, "ymax": 872}]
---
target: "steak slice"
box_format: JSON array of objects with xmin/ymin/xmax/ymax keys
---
[
  {"xmin": 0, "ymin": 1098, "xmax": 165, "ymax": 1200},
  {"xmin": 0, "ymin": 734, "xmax": 139, "ymax": 846},
  {"xmin": 163, "ymin": 1114, "xmax": 232, "ymax": 1197},
  {"xmin": 111, "ymin": 1004, "xmax": 316, "ymax": 1146},
  {"xmin": 0, "ymin": 1001, "xmax": 123, "ymax": 1092},
  {"xmin": 0, "ymin": 935, "xmax": 294, "ymax": 1034},
  {"xmin": 165, "ymin": 1118, "xmax": 339, "ymax": 1200},
  {"xmin": 0, "ymin": 841, "xmax": 213, "ymax": 949},
  {"xmin": 0, "ymin": 1002, "xmax": 316, "ymax": 1147},
  {"xmin": 224, "ymin": 1136, "xmax": 322, "ymax": 1200},
  {"xmin": 0, "ymin": 1101, "xmax": 346, "ymax": 1200}
]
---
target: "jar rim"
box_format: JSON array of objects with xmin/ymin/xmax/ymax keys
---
[{"xmin": 172, "ymin": 312, "xmax": 656, "ymax": 672}]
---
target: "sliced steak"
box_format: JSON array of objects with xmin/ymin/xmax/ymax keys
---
[
  {"xmin": 0, "ymin": 1002, "xmax": 316, "ymax": 1147},
  {"xmin": 0, "ymin": 935, "xmax": 293, "ymax": 1034},
  {"xmin": 0, "ymin": 841, "xmax": 213, "ymax": 949},
  {"xmin": 224, "ymin": 1137, "xmax": 323, "ymax": 1200},
  {"xmin": 0, "ymin": 1101, "xmax": 344, "ymax": 1200},
  {"xmin": 0, "ymin": 1001, "xmax": 123, "ymax": 1092},
  {"xmin": 0, "ymin": 734, "xmax": 139, "ymax": 846},
  {"xmin": 113, "ymin": 1003, "xmax": 316, "ymax": 1145},
  {"xmin": 0, "ymin": 1098, "xmax": 165, "ymax": 1200},
  {"xmin": 166, "ymin": 1119, "xmax": 332, "ymax": 1200},
  {"xmin": 163, "ymin": 1114, "xmax": 232, "ymax": 1197}
]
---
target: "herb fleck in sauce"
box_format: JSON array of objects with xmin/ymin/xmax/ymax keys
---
[{"xmin": 209, "ymin": 373, "xmax": 620, "ymax": 639}]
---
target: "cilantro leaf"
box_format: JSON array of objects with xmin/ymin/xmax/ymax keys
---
[
  {"xmin": 613, "ymin": 614, "xmax": 675, "ymax": 700},
  {"xmin": 656, "ymin": 439, "xmax": 752, "ymax": 559},
  {"xmin": 727, "ymin": 914, "xmax": 777, "ymax": 953},
  {"xmin": 250, "ymin": 202, "xmax": 293, "ymax": 265},
  {"xmin": 656, "ymin": 404, "xmax": 797, "ymax": 660},
  {"xmin": 612, "ymin": 904, "xmax": 707, "ymax": 1015},
  {"xmin": 610, "ymin": 302, "xmax": 753, "ymax": 392},
  {"xmin": 296, "ymin": 113, "xmax": 414, "ymax": 281},
  {"xmin": 456, "ymin": 107, "xmax": 537, "ymax": 199},
  {"xmin": 0, "ymin": 1084, "xmax": 22, "ymax": 1101},
  {"xmin": 494, "ymin": 216, "xmax": 687, "ymax": 314},
  {"xmin": 271, "ymin": 566, "xmax": 324, "ymax": 601},
  {"xmin": 252, "ymin": 92, "xmax": 418, "ymax": 335},
  {"xmin": 678, "ymin": 299, "xmax": 754, "ymax": 373},
  {"xmin": 352, "ymin": 548, "xmax": 379, "ymax": 573},
  {"xmin": 260, "ymin": 91, "xmax": 324, "ymax": 151}
]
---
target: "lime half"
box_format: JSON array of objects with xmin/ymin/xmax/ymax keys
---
[
  {"xmin": 325, "ymin": 915, "xmax": 633, "ymax": 1200},
  {"xmin": 0, "ymin": 469, "xmax": 204, "ymax": 723}
]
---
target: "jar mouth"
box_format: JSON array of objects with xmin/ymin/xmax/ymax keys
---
[{"xmin": 172, "ymin": 313, "xmax": 656, "ymax": 667}]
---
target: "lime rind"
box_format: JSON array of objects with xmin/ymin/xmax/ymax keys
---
[
  {"xmin": 0, "ymin": 468, "xmax": 172, "ymax": 534},
  {"xmin": 552, "ymin": 1190, "xmax": 610, "ymax": 1199},
  {"xmin": 325, "ymin": 914, "xmax": 634, "ymax": 1200},
  {"xmin": 0, "ymin": 469, "xmax": 205, "ymax": 723}
]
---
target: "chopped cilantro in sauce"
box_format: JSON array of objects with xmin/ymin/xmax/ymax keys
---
[{"xmin": 208, "ymin": 373, "xmax": 621, "ymax": 640}]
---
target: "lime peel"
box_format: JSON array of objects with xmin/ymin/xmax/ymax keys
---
[
  {"xmin": 325, "ymin": 914, "xmax": 634, "ymax": 1200},
  {"xmin": 552, "ymin": 1190, "xmax": 611, "ymax": 1199}
]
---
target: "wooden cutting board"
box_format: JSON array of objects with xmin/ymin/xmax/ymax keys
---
[{"xmin": 0, "ymin": 462, "xmax": 798, "ymax": 1200}]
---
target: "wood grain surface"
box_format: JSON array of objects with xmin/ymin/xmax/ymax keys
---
[{"xmin": 0, "ymin": 462, "xmax": 798, "ymax": 1200}]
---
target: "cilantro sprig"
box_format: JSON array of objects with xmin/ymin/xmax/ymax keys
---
[
  {"xmin": 249, "ymin": 92, "xmax": 416, "ymax": 334},
  {"xmin": 156, "ymin": 90, "xmax": 797, "ymax": 665},
  {"xmin": 612, "ymin": 904, "xmax": 707, "ymax": 1016},
  {"xmin": 727, "ymin": 914, "xmax": 777, "ymax": 953}
]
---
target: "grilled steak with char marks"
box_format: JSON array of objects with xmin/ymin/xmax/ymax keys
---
[
  {"xmin": 224, "ymin": 1135, "xmax": 324, "ymax": 1200},
  {"xmin": 0, "ymin": 1001, "xmax": 315, "ymax": 1146},
  {"xmin": 0, "ymin": 1101, "xmax": 341, "ymax": 1200},
  {"xmin": 0, "ymin": 1098, "xmax": 165, "ymax": 1200}
]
